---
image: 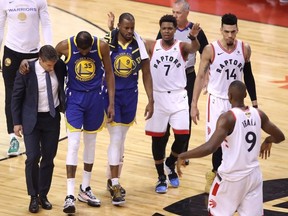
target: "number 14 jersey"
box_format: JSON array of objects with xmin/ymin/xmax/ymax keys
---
[{"xmin": 208, "ymin": 39, "xmax": 245, "ymax": 99}]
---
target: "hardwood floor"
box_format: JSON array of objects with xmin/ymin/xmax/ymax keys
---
[{"xmin": 0, "ymin": 0, "xmax": 287, "ymax": 215}]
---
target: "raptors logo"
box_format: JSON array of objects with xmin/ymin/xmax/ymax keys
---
[{"xmin": 208, "ymin": 199, "xmax": 217, "ymax": 208}]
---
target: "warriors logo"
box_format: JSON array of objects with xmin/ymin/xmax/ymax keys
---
[
  {"xmin": 18, "ymin": 12, "xmax": 27, "ymax": 21},
  {"xmin": 114, "ymin": 53, "xmax": 136, "ymax": 78},
  {"xmin": 74, "ymin": 58, "xmax": 96, "ymax": 81}
]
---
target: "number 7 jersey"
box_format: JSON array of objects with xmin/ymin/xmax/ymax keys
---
[
  {"xmin": 218, "ymin": 107, "xmax": 261, "ymax": 181},
  {"xmin": 208, "ymin": 39, "xmax": 245, "ymax": 99},
  {"xmin": 150, "ymin": 39, "xmax": 186, "ymax": 92}
]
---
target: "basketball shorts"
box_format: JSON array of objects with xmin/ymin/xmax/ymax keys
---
[
  {"xmin": 103, "ymin": 87, "xmax": 138, "ymax": 126},
  {"xmin": 65, "ymin": 88, "xmax": 105, "ymax": 132},
  {"xmin": 206, "ymin": 94, "xmax": 231, "ymax": 141},
  {"xmin": 208, "ymin": 167, "xmax": 263, "ymax": 215},
  {"xmin": 145, "ymin": 89, "xmax": 189, "ymax": 137}
]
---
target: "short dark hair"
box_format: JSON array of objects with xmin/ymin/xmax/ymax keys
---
[
  {"xmin": 221, "ymin": 13, "xmax": 238, "ymax": 26},
  {"xmin": 159, "ymin": 14, "xmax": 177, "ymax": 28},
  {"xmin": 119, "ymin": 12, "xmax": 135, "ymax": 23},
  {"xmin": 39, "ymin": 45, "xmax": 58, "ymax": 62},
  {"xmin": 76, "ymin": 31, "xmax": 93, "ymax": 50}
]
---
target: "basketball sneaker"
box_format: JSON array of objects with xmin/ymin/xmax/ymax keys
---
[
  {"xmin": 111, "ymin": 184, "xmax": 125, "ymax": 205},
  {"xmin": 164, "ymin": 162, "xmax": 179, "ymax": 188},
  {"xmin": 204, "ymin": 170, "xmax": 216, "ymax": 194},
  {"xmin": 63, "ymin": 195, "xmax": 76, "ymax": 214},
  {"xmin": 155, "ymin": 175, "xmax": 168, "ymax": 194},
  {"xmin": 107, "ymin": 179, "xmax": 126, "ymax": 197},
  {"xmin": 77, "ymin": 185, "xmax": 101, "ymax": 207},
  {"xmin": 7, "ymin": 137, "xmax": 20, "ymax": 156}
]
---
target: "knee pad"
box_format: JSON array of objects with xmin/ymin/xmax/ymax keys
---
[
  {"xmin": 107, "ymin": 126, "xmax": 123, "ymax": 165},
  {"xmin": 152, "ymin": 136, "xmax": 166, "ymax": 161},
  {"xmin": 66, "ymin": 131, "xmax": 81, "ymax": 165},
  {"xmin": 171, "ymin": 134, "xmax": 189, "ymax": 154},
  {"xmin": 83, "ymin": 133, "xmax": 97, "ymax": 164}
]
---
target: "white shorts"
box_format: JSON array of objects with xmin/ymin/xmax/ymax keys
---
[
  {"xmin": 208, "ymin": 167, "xmax": 263, "ymax": 216},
  {"xmin": 206, "ymin": 94, "xmax": 231, "ymax": 141},
  {"xmin": 145, "ymin": 89, "xmax": 189, "ymax": 136}
]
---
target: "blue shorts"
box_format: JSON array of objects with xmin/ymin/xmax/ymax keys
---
[
  {"xmin": 103, "ymin": 87, "xmax": 138, "ymax": 126},
  {"xmin": 66, "ymin": 88, "xmax": 105, "ymax": 132}
]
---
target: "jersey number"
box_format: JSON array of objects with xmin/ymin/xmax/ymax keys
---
[
  {"xmin": 245, "ymin": 131, "xmax": 256, "ymax": 152},
  {"xmin": 164, "ymin": 64, "xmax": 170, "ymax": 76},
  {"xmin": 224, "ymin": 68, "xmax": 237, "ymax": 80}
]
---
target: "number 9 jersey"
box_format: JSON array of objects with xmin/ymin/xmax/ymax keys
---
[{"xmin": 218, "ymin": 107, "xmax": 261, "ymax": 181}]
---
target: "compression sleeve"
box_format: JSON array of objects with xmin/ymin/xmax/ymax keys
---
[{"xmin": 243, "ymin": 62, "xmax": 257, "ymax": 101}]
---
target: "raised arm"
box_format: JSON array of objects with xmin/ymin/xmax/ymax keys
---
[
  {"xmin": 181, "ymin": 23, "xmax": 200, "ymax": 57},
  {"xmin": 191, "ymin": 44, "xmax": 212, "ymax": 125}
]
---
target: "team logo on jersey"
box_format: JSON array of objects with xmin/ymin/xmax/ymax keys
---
[
  {"xmin": 4, "ymin": 58, "xmax": 11, "ymax": 67},
  {"xmin": 74, "ymin": 58, "xmax": 96, "ymax": 81},
  {"xmin": 113, "ymin": 53, "xmax": 136, "ymax": 78},
  {"xmin": 18, "ymin": 12, "xmax": 27, "ymax": 21},
  {"xmin": 245, "ymin": 112, "xmax": 251, "ymax": 118}
]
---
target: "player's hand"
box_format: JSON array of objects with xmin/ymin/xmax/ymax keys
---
[
  {"xmin": 19, "ymin": 59, "xmax": 30, "ymax": 74},
  {"xmin": 144, "ymin": 101, "xmax": 154, "ymax": 120},
  {"xmin": 176, "ymin": 156, "xmax": 186, "ymax": 177},
  {"xmin": 14, "ymin": 125, "xmax": 23, "ymax": 138},
  {"xmin": 191, "ymin": 105, "xmax": 200, "ymax": 125},
  {"xmin": 190, "ymin": 23, "xmax": 201, "ymax": 37},
  {"xmin": 107, "ymin": 12, "xmax": 115, "ymax": 31},
  {"xmin": 106, "ymin": 104, "xmax": 115, "ymax": 123},
  {"xmin": 260, "ymin": 140, "xmax": 272, "ymax": 159}
]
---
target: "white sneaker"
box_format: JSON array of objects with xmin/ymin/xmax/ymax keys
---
[
  {"xmin": 63, "ymin": 195, "xmax": 76, "ymax": 214},
  {"xmin": 77, "ymin": 184, "xmax": 101, "ymax": 207}
]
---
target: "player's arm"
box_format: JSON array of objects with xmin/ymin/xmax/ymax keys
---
[
  {"xmin": 259, "ymin": 109, "xmax": 285, "ymax": 159},
  {"xmin": 55, "ymin": 39, "xmax": 69, "ymax": 58},
  {"xmin": 243, "ymin": 43, "xmax": 258, "ymax": 108},
  {"xmin": 107, "ymin": 11, "xmax": 115, "ymax": 31},
  {"xmin": 100, "ymin": 40, "xmax": 115, "ymax": 122},
  {"xmin": 181, "ymin": 23, "xmax": 200, "ymax": 57},
  {"xmin": 141, "ymin": 59, "xmax": 154, "ymax": 120},
  {"xmin": 191, "ymin": 44, "xmax": 212, "ymax": 125},
  {"xmin": 177, "ymin": 111, "xmax": 234, "ymax": 176}
]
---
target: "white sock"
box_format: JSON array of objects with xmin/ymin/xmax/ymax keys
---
[
  {"xmin": 67, "ymin": 178, "xmax": 75, "ymax": 197},
  {"xmin": 111, "ymin": 178, "xmax": 119, "ymax": 186},
  {"xmin": 82, "ymin": 170, "xmax": 92, "ymax": 190}
]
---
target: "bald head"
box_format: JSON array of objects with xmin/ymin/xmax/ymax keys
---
[
  {"xmin": 228, "ymin": 80, "xmax": 247, "ymax": 105},
  {"xmin": 76, "ymin": 31, "xmax": 93, "ymax": 50}
]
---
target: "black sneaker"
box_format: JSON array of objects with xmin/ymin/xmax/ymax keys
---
[
  {"xmin": 111, "ymin": 184, "xmax": 125, "ymax": 205},
  {"xmin": 107, "ymin": 179, "xmax": 126, "ymax": 197},
  {"xmin": 164, "ymin": 162, "xmax": 179, "ymax": 188}
]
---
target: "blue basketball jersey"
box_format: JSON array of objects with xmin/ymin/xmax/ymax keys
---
[{"xmin": 65, "ymin": 36, "xmax": 104, "ymax": 91}]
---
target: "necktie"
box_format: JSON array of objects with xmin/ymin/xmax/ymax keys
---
[{"xmin": 45, "ymin": 71, "xmax": 56, "ymax": 117}]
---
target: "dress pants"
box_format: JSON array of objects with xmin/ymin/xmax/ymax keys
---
[{"xmin": 24, "ymin": 111, "xmax": 60, "ymax": 197}]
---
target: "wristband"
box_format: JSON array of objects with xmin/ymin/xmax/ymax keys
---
[{"xmin": 188, "ymin": 34, "xmax": 196, "ymax": 41}]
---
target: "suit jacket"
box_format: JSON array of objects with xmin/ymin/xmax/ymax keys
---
[{"xmin": 11, "ymin": 59, "xmax": 66, "ymax": 135}]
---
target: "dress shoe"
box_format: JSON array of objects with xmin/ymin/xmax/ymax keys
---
[
  {"xmin": 29, "ymin": 196, "xmax": 39, "ymax": 213},
  {"xmin": 39, "ymin": 196, "xmax": 52, "ymax": 210}
]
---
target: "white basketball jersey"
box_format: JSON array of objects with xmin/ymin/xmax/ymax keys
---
[
  {"xmin": 208, "ymin": 40, "xmax": 245, "ymax": 99},
  {"xmin": 218, "ymin": 107, "xmax": 261, "ymax": 181},
  {"xmin": 150, "ymin": 39, "xmax": 186, "ymax": 92}
]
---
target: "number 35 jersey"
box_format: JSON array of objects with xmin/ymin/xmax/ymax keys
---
[
  {"xmin": 150, "ymin": 39, "xmax": 186, "ymax": 92},
  {"xmin": 208, "ymin": 40, "xmax": 245, "ymax": 99},
  {"xmin": 218, "ymin": 107, "xmax": 261, "ymax": 181},
  {"xmin": 65, "ymin": 36, "xmax": 104, "ymax": 91}
]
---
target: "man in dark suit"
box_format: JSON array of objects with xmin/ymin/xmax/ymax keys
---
[{"xmin": 11, "ymin": 45, "xmax": 66, "ymax": 213}]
